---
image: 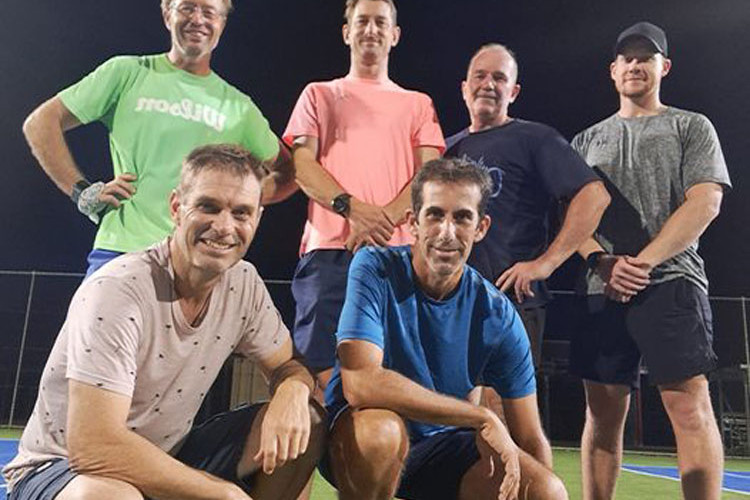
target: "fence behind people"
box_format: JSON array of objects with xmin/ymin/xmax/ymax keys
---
[{"xmin": 1, "ymin": 270, "xmax": 748, "ymax": 455}]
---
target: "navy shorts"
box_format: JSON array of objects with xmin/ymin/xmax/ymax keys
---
[
  {"xmin": 570, "ymin": 278, "xmax": 717, "ymax": 388},
  {"xmin": 9, "ymin": 403, "xmax": 263, "ymax": 500},
  {"xmin": 518, "ymin": 306, "xmax": 546, "ymax": 370},
  {"xmin": 320, "ymin": 425, "xmax": 479, "ymax": 500},
  {"xmin": 291, "ymin": 250, "xmax": 353, "ymax": 371}
]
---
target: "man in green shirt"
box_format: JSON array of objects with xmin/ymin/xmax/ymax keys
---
[{"xmin": 22, "ymin": 0, "xmax": 292, "ymax": 276}]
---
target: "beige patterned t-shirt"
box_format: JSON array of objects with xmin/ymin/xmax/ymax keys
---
[{"xmin": 3, "ymin": 240, "xmax": 289, "ymax": 491}]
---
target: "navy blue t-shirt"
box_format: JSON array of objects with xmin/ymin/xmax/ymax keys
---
[
  {"xmin": 325, "ymin": 246, "xmax": 535, "ymax": 443},
  {"xmin": 446, "ymin": 119, "xmax": 599, "ymax": 307}
]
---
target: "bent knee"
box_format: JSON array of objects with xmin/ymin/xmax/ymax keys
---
[
  {"xmin": 334, "ymin": 409, "xmax": 408, "ymax": 462},
  {"xmin": 58, "ymin": 475, "xmax": 144, "ymax": 500},
  {"xmin": 526, "ymin": 474, "xmax": 568, "ymax": 500}
]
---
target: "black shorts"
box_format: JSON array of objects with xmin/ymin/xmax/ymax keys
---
[
  {"xmin": 291, "ymin": 250, "xmax": 353, "ymax": 371},
  {"xmin": 570, "ymin": 278, "xmax": 717, "ymax": 388},
  {"xmin": 320, "ymin": 426, "xmax": 479, "ymax": 500},
  {"xmin": 9, "ymin": 403, "xmax": 263, "ymax": 500},
  {"xmin": 518, "ymin": 306, "xmax": 546, "ymax": 369}
]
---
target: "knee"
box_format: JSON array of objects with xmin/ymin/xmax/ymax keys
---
[
  {"xmin": 662, "ymin": 391, "xmax": 714, "ymax": 433},
  {"xmin": 354, "ymin": 411, "xmax": 409, "ymax": 463},
  {"xmin": 527, "ymin": 473, "xmax": 568, "ymax": 500},
  {"xmin": 585, "ymin": 385, "xmax": 629, "ymax": 428},
  {"xmin": 61, "ymin": 476, "xmax": 144, "ymax": 500},
  {"xmin": 332, "ymin": 409, "xmax": 408, "ymax": 467}
]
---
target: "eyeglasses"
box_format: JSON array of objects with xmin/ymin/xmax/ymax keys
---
[{"xmin": 172, "ymin": 2, "xmax": 226, "ymax": 22}]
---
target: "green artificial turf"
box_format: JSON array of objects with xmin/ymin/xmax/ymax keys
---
[
  {"xmin": 309, "ymin": 448, "xmax": 750, "ymax": 499},
  {"xmin": 2, "ymin": 428, "xmax": 747, "ymax": 499}
]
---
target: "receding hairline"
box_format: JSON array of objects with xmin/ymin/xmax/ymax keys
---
[
  {"xmin": 344, "ymin": 0, "xmax": 398, "ymax": 25},
  {"xmin": 467, "ymin": 43, "xmax": 519, "ymax": 81}
]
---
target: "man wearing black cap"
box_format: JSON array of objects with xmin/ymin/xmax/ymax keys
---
[{"xmin": 571, "ymin": 21, "xmax": 731, "ymax": 500}]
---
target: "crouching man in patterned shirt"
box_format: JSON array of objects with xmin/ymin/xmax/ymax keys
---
[{"xmin": 3, "ymin": 144, "xmax": 325, "ymax": 500}]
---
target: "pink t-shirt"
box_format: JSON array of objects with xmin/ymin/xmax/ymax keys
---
[
  {"xmin": 3, "ymin": 240, "xmax": 289, "ymax": 491},
  {"xmin": 283, "ymin": 76, "xmax": 445, "ymax": 254}
]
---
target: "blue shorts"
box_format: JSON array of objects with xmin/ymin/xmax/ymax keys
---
[
  {"xmin": 570, "ymin": 278, "xmax": 717, "ymax": 387},
  {"xmin": 9, "ymin": 404, "xmax": 263, "ymax": 500},
  {"xmin": 291, "ymin": 250, "xmax": 353, "ymax": 371},
  {"xmin": 84, "ymin": 248, "xmax": 123, "ymax": 278},
  {"xmin": 320, "ymin": 425, "xmax": 479, "ymax": 500}
]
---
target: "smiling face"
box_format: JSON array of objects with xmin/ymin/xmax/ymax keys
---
[
  {"xmin": 462, "ymin": 46, "xmax": 521, "ymax": 131},
  {"xmin": 343, "ymin": 0, "xmax": 400, "ymax": 66},
  {"xmin": 610, "ymin": 38, "xmax": 671, "ymax": 100},
  {"xmin": 409, "ymin": 181, "xmax": 490, "ymax": 294},
  {"xmin": 163, "ymin": 0, "xmax": 227, "ymax": 64},
  {"xmin": 170, "ymin": 168, "xmax": 262, "ymax": 279}
]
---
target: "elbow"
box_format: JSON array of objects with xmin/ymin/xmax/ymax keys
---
[
  {"xmin": 22, "ymin": 110, "xmax": 38, "ymax": 143},
  {"xmin": 590, "ymin": 181, "xmax": 611, "ymax": 214},
  {"xmin": 340, "ymin": 371, "xmax": 371, "ymax": 409}
]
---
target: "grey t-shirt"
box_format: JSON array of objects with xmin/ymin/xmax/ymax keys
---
[
  {"xmin": 572, "ymin": 107, "xmax": 731, "ymax": 295},
  {"xmin": 3, "ymin": 240, "xmax": 289, "ymax": 491}
]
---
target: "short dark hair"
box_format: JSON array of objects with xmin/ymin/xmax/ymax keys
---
[
  {"xmin": 161, "ymin": 0, "xmax": 233, "ymax": 16},
  {"xmin": 344, "ymin": 0, "xmax": 397, "ymax": 25},
  {"xmin": 178, "ymin": 144, "xmax": 267, "ymax": 195},
  {"xmin": 411, "ymin": 157, "xmax": 493, "ymax": 218}
]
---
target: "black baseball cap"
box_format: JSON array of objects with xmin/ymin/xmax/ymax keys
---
[{"xmin": 614, "ymin": 22, "xmax": 668, "ymax": 57}]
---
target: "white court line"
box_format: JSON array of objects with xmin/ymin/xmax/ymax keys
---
[{"xmin": 622, "ymin": 467, "xmax": 750, "ymax": 496}]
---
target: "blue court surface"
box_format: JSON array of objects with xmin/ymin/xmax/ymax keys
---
[{"xmin": 623, "ymin": 464, "xmax": 750, "ymax": 495}]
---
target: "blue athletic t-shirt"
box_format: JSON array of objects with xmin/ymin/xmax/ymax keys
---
[
  {"xmin": 446, "ymin": 119, "xmax": 599, "ymax": 307},
  {"xmin": 325, "ymin": 246, "xmax": 536, "ymax": 442}
]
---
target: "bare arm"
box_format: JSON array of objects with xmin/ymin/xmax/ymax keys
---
[
  {"xmin": 66, "ymin": 380, "xmax": 250, "ymax": 500},
  {"xmin": 497, "ymin": 180, "xmax": 610, "ymax": 302},
  {"xmin": 260, "ymin": 140, "xmax": 299, "ymax": 205},
  {"xmin": 339, "ymin": 339, "xmax": 520, "ymax": 496},
  {"xmin": 24, "ymin": 96, "xmax": 136, "ymax": 210},
  {"xmin": 383, "ymin": 146, "xmax": 441, "ymax": 226},
  {"xmin": 502, "ymin": 394, "xmax": 552, "ymax": 469},
  {"xmin": 252, "ymin": 337, "xmax": 315, "ymax": 474},
  {"xmin": 292, "ymin": 136, "xmax": 394, "ymax": 248},
  {"xmin": 635, "ymin": 182, "xmax": 724, "ymax": 269},
  {"xmin": 23, "ymin": 96, "xmax": 85, "ymax": 195}
]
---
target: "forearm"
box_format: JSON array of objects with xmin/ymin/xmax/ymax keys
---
[
  {"xmin": 541, "ymin": 181, "xmax": 610, "ymax": 269},
  {"xmin": 23, "ymin": 100, "xmax": 85, "ymax": 196},
  {"xmin": 69, "ymin": 428, "xmax": 240, "ymax": 500},
  {"xmin": 346, "ymin": 367, "xmax": 497, "ymax": 431},
  {"xmin": 384, "ymin": 184, "xmax": 412, "ymax": 226},
  {"xmin": 577, "ymin": 238, "xmax": 606, "ymax": 259},
  {"xmin": 637, "ymin": 185, "xmax": 722, "ymax": 268},
  {"xmin": 269, "ymin": 358, "xmax": 315, "ymax": 396},
  {"xmin": 261, "ymin": 142, "xmax": 299, "ymax": 205},
  {"xmin": 293, "ymin": 148, "xmax": 346, "ymax": 209}
]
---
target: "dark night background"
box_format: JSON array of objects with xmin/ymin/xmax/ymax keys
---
[
  {"xmin": 0, "ymin": 0, "xmax": 748, "ymax": 445},
  {"xmin": 1, "ymin": 0, "xmax": 747, "ymax": 293}
]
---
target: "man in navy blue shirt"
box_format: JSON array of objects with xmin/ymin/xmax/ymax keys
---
[
  {"xmin": 446, "ymin": 44, "xmax": 610, "ymax": 368},
  {"xmin": 323, "ymin": 158, "xmax": 567, "ymax": 500}
]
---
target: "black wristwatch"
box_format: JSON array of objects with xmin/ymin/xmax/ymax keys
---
[
  {"xmin": 70, "ymin": 179, "xmax": 91, "ymax": 205},
  {"xmin": 331, "ymin": 193, "xmax": 352, "ymax": 218},
  {"xmin": 586, "ymin": 251, "xmax": 607, "ymax": 270}
]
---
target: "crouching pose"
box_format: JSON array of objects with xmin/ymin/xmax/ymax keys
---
[
  {"xmin": 323, "ymin": 157, "xmax": 568, "ymax": 500},
  {"xmin": 4, "ymin": 144, "xmax": 325, "ymax": 500}
]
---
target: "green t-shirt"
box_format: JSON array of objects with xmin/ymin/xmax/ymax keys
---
[{"xmin": 59, "ymin": 54, "xmax": 279, "ymax": 253}]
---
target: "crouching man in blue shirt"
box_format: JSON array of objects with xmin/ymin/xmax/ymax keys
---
[{"xmin": 323, "ymin": 157, "xmax": 568, "ymax": 500}]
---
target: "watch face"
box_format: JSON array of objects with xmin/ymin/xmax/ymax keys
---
[{"xmin": 333, "ymin": 194, "xmax": 351, "ymax": 215}]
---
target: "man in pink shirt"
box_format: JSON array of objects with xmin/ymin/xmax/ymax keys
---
[{"xmin": 283, "ymin": 0, "xmax": 445, "ymax": 395}]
